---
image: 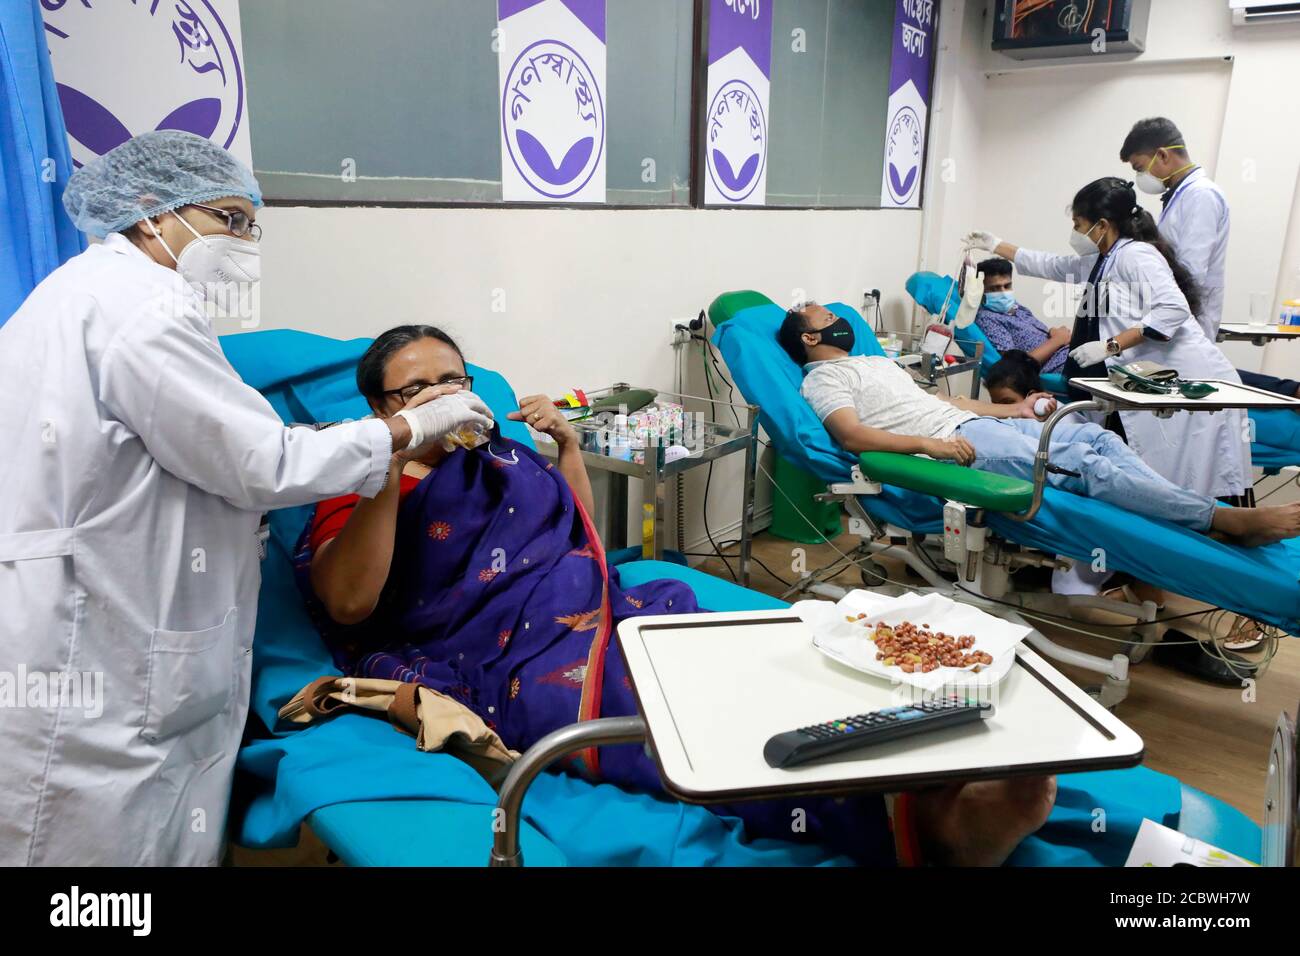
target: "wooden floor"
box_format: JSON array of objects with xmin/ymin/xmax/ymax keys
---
[{"xmin": 693, "ymin": 516, "xmax": 1300, "ymax": 827}]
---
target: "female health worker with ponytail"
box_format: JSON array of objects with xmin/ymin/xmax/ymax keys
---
[{"xmin": 965, "ymin": 176, "xmax": 1250, "ymax": 503}]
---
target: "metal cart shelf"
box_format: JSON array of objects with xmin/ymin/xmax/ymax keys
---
[
  {"xmin": 886, "ymin": 327, "xmax": 983, "ymax": 398},
  {"xmin": 533, "ymin": 383, "xmax": 759, "ymax": 585}
]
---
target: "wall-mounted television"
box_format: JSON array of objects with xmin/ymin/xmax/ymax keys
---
[{"xmin": 991, "ymin": 0, "xmax": 1150, "ymax": 60}]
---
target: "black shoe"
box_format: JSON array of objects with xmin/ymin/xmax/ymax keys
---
[
  {"xmin": 1154, "ymin": 630, "xmax": 1257, "ymax": 686},
  {"xmin": 1010, "ymin": 562, "xmax": 1054, "ymax": 590}
]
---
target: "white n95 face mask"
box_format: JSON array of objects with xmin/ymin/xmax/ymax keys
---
[
  {"xmin": 149, "ymin": 211, "xmax": 261, "ymax": 322},
  {"xmin": 1135, "ymin": 170, "xmax": 1165, "ymax": 195},
  {"xmin": 1069, "ymin": 223, "xmax": 1101, "ymax": 256},
  {"xmin": 1135, "ymin": 146, "xmax": 1190, "ymax": 195},
  {"xmin": 172, "ymin": 211, "xmax": 260, "ymax": 289}
]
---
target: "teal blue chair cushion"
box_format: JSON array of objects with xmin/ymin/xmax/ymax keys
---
[
  {"xmin": 615, "ymin": 560, "xmax": 788, "ymax": 612},
  {"xmin": 309, "ymin": 801, "xmax": 565, "ymax": 867},
  {"xmin": 1176, "ymin": 783, "xmax": 1260, "ymax": 862}
]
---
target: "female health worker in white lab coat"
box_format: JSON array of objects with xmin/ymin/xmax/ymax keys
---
[
  {"xmin": 0, "ymin": 131, "xmax": 494, "ymax": 866},
  {"xmin": 965, "ymin": 176, "xmax": 1250, "ymax": 503}
]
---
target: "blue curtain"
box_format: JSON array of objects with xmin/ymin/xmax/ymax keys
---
[{"xmin": 0, "ymin": 0, "xmax": 83, "ymax": 326}]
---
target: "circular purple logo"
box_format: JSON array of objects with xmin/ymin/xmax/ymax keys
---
[
  {"xmin": 885, "ymin": 105, "xmax": 923, "ymax": 205},
  {"xmin": 42, "ymin": 0, "xmax": 245, "ymax": 169},
  {"xmin": 502, "ymin": 39, "xmax": 604, "ymax": 200},
  {"xmin": 706, "ymin": 78, "xmax": 767, "ymax": 203}
]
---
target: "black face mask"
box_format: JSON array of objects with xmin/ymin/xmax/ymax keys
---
[{"xmin": 812, "ymin": 316, "xmax": 855, "ymax": 352}]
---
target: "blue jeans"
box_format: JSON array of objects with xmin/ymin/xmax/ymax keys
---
[{"xmin": 955, "ymin": 417, "xmax": 1216, "ymax": 532}]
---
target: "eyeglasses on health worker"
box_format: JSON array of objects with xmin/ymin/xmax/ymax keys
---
[{"xmin": 0, "ymin": 131, "xmax": 493, "ymax": 866}]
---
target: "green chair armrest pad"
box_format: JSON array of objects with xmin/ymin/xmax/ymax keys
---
[{"xmin": 858, "ymin": 451, "xmax": 1034, "ymax": 513}]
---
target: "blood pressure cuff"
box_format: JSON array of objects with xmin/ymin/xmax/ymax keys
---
[{"xmin": 1108, "ymin": 362, "xmax": 1179, "ymax": 393}]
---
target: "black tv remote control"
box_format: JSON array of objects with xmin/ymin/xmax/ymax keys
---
[{"xmin": 763, "ymin": 697, "xmax": 992, "ymax": 769}]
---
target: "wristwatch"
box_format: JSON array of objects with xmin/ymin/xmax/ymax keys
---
[{"xmin": 1105, "ymin": 337, "xmax": 1123, "ymax": 357}]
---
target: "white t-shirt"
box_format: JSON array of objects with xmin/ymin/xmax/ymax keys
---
[{"xmin": 801, "ymin": 355, "xmax": 976, "ymax": 440}]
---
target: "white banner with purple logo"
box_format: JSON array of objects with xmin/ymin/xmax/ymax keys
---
[
  {"xmin": 41, "ymin": 0, "xmax": 252, "ymax": 170},
  {"xmin": 880, "ymin": 0, "xmax": 938, "ymax": 209},
  {"xmin": 703, "ymin": 0, "xmax": 771, "ymax": 207},
  {"xmin": 498, "ymin": 0, "xmax": 606, "ymax": 203}
]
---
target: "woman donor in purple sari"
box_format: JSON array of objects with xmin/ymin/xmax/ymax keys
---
[{"xmin": 294, "ymin": 326, "xmax": 1056, "ymax": 866}]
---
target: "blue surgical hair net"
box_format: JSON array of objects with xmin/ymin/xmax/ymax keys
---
[{"xmin": 63, "ymin": 130, "xmax": 263, "ymax": 238}]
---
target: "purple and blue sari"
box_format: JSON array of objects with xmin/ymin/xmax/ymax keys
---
[{"xmin": 293, "ymin": 434, "xmax": 893, "ymax": 863}]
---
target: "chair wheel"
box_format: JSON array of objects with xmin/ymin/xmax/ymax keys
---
[{"xmin": 859, "ymin": 561, "xmax": 888, "ymax": 588}]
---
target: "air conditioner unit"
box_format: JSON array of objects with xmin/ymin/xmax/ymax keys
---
[{"xmin": 1230, "ymin": 0, "xmax": 1300, "ymax": 25}]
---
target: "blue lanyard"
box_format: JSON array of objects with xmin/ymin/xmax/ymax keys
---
[{"xmin": 1157, "ymin": 169, "xmax": 1199, "ymax": 225}]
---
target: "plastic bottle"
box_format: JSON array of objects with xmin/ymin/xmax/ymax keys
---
[
  {"xmin": 1281, "ymin": 298, "xmax": 1300, "ymax": 327},
  {"xmin": 1281, "ymin": 268, "xmax": 1300, "ymax": 325}
]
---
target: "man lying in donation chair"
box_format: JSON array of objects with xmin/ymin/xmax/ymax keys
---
[{"xmin": 779, "ymin": 302, "xmax": 1300, "ymax": 552}]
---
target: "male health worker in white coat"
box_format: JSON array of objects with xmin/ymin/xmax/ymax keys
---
[
  {"xmin": 1119, "ymin": 118, "xmax": 1228, "ymax": 342},
  {"xmin": 0, "ymin": 131, "xmax": 493, "ymax": 865},
  {"xmin": 1120, "ymin": 117, "xmax": 1299, "ymax": 399}
]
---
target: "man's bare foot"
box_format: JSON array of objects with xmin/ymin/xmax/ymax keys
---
[
  {"xmin": 911, "ymin": 776, "xmax": 1057, "ymax": 866},
  {"xmin": 1211, "ymin": 502, "xmax": 1300, "ymax": 548}
]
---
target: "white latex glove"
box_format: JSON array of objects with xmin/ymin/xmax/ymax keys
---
[
  {"xmin": 396, "ymin": 392, "xmax": 494, "ymax": 452},
  {"xmin": 1070, "ymin": 340, "xmax": 1110, "ymax": 367},
  {"xmin": 962, "ymin": 230, "xmax": 1001, "ymax": 253}
]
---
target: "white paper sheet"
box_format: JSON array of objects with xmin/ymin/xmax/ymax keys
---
[
  {"xmin": 1124, "ymin": 818, "xmax": 1256, "ymax": 867},
  {"xmin": 794, "ymin": 590, "xmax": 1031, "ymax": 691}
]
